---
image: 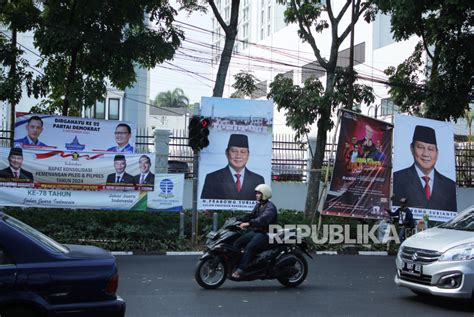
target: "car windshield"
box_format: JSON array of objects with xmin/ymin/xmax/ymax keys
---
[
  {"xmin": 438, "ymin": 208, "xmax": 474, "ymax": 232},
  {"xmin": 4, "ymin": 214, "xmax": 69, "ymax": 253}
]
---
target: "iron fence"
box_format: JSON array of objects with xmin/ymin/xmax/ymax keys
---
[{"xmin": 0, "ymin": 127, "xmax": 472, "ymax": 187}]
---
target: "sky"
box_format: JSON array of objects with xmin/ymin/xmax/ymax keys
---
[{"xmin": 149, "ymin": 4, "xmax": 214, "ymax": 105}]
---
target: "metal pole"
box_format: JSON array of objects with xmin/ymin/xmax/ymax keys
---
[
  {"xmin": 191, "ymin": 149, "xmax": 199, "ymax": 244},
  {"xmin": 179, "ymin": 212, "xmax": 185, "ymax": 238},
  {"xmin": 213, "ymin": 212, "xmax": 218, "ymax": 231}
]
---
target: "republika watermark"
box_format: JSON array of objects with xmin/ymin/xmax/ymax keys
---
[{"xmin": 268, "ymin": 224, "xmax": 403, "ymax": 244}]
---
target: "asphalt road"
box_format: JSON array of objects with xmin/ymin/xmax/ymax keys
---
[{"xmin": 116, "ymin": 255, "xmax": 473, "ymax": 317}]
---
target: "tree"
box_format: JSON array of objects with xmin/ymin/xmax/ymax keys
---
[
  {"xmin": 34, "ymin": 0, "xmax": 184, "ymax": 116},
  {"xmin": 230, "ymin": 71, "xmax": 258, "ymax": 98},
  {"xmin": 153, "ymin": 88, "xmax": 190, "ymax": 108},
  {"xmin": 180, "ymin": 0, "xmax": 240, "ymax": 97},
  {"xmin": 0, "ymin": 0, "xmax": 45, "ymax": 139},
  {"xmin": 270, "ymin": 0, "xmax": 374, "ymax": 218},
  {"xmin": 373, "ymin": 0, "xmax": 473, "ymax": 121}
]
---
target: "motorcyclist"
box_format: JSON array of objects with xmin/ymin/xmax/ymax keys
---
[{"xmin": 232, "ymin": 184, "xmax": 278, "ymax": 279}]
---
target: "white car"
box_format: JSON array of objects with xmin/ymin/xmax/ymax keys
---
[{"xmin": 395, "ymin": 206, "xmax": 474, "ymax": 299}]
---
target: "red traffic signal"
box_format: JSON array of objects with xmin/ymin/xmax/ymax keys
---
[{"xmin": 188, "ymin": 116, "xmax": 211, "ymax": 151}]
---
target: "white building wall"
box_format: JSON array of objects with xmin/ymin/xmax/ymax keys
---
[{"xmin": 211, "ymin": 1, "xmax": 421, "ymax": 137}]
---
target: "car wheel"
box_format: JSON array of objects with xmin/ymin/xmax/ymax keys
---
[
  {"xmin": 0, "ymin": 306, "xmax": 44, "ymax": 317},
  {"xmin": 277, "ymin": 253, "xmax": 308, "ymax": 287},
  {"xmin": 195, "ymin": 256, "xmax": 227, "ymax": 289}
]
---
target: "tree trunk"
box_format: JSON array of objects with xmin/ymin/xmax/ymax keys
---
[
  {"xmin": 304, "ymin": 71, "xmax": 336, "ymax": 218},
  {"xmin": 8, "ymin": 27, "xmax": 17, "ymax": 146},
  {"xmin": 212, "ymin": 31, "xmax": 237, "ymax": 97}
]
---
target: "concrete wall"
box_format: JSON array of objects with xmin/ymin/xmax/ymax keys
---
[{"xmin": 183, "ymin": 179, "xmax": 473, "ymax": 212}]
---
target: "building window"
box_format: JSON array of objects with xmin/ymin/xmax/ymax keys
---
[
  {"xmin": 243, "ymin": 23, "xmax": 249, "ymax": 37},
  {"xmin": 84, "ymin": 106, "xmax": 93, "ymax": 118},
  {"xmin": 380, "ymin": 98, "xmax": 399, "ymax": 116},
  {"xmin": 267, "ymin": 24, "xmax": 271, "ymax": 36},
  {"xmin": 108, "ymin": 98, "xmax": 120, "ymax": 120},
  {"xmin": 267, "ymin": 6, "xmax": 271, "ymax": 21},
  {"xmin": 243, "ymin": 7, "xmax": 249, "ymax": 21},
  {"xmin": 95, "ymin": 101, "xmax": 105, "ymax": 119}
]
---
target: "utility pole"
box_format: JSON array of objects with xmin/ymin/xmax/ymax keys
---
[
  {"xmin": 347, "ymin": 0, "xmax": 356, "ymax": 110},
  {"xmin": 191, "ymin": 149, "xmax": 199, "ymax": 244},
  {"xmin": 8, "ymin": 27, "xmax": 17, "ymax": 146}
]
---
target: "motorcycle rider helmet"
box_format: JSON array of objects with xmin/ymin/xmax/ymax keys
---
[{"xmin": 255, "ymin": 184, "xmax": 272, "ymax": 200}]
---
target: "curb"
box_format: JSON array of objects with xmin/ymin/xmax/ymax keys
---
[{"xmin": 112, "ymin": 250, "xmax": 390, "ymax": 256}]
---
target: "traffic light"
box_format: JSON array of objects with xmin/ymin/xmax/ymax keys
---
[{"xmin": 188, "ymin": 116, "xmax": 211, "ymax": 151}]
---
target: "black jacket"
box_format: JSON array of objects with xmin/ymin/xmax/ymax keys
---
[
  {"xmin": 240, "ymin": 200, "xmax": 278, "ymax": 232},
  {"xmin": 0, "ymin": 167, "xmax": 34, "ymax": 182},
  {"xmin": 393, "ymin": 164, "xmax": 457, "ymax": 212},
  {"xmin": 201, "ymin": 166, "xmax": 265, "ymax": 200},
  {"xmin": 387, "ymin": 206, "xmax": 415, "ymax": 228},
  {"xmin": 106, "ymin": 172, "xmax": 135, "ymax": 185}
]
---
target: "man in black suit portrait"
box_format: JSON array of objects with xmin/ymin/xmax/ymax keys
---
[
  {"xmin": 0, "ymin": 147, "xmax": 34, "ymax": 182},
  {"xmin": 393, "ymin": 125, "xmax": 457, "ymax": 211},
  {"xmin": 201, "ymin": 134, "xmax": 265, "ymax": 200},
  {"xmin": 106, "ymin": 154, "xmax": 135, "ymax": 185},
  {"xmin": 134, "ymin": 155, "xmax": 155, "ymax": 186}
]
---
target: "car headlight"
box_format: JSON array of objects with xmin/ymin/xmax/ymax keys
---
[
  {"xmin": 439, "ymin": 243, "xmax": 474, "ymax": 262},
  {"xmin": 397, "ymin": 246, "xmax": 404, "ymax": 259}
]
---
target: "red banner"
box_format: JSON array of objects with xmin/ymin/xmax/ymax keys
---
[{"xmin": 323, "ymin": 110, "xmax": 393, "ymax": 219}]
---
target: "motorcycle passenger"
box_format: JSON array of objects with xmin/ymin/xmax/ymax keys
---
[{"xmin": 232, "ymin": 184, "xmax": 278, "ymax": 279}]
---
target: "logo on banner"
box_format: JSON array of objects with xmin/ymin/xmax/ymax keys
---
[
  {"xmin": 72, "ymin": 152, "xmax": 79, "ymax": 160},
  {"xmin": 65, "ymin": 136, "xmax": 85, "ymax": 151},
  {"xmin": 159, "ymin": 178, "xmax": 175, "ymax": 198}
]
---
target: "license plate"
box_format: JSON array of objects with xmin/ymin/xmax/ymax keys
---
[{"xmin": 403, "ymin": 261, "xmax": 422, "ymax": 276}]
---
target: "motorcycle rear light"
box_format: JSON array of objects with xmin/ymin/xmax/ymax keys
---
[{"xmin": 105, "ymin": 272, "xmax": 119, "ymax": 295}]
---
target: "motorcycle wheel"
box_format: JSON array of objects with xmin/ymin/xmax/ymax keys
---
[
  {"xmin": 195, "ymin": 256, "xmax": 227, "ymax": 289},
  {"xmin": 277, "ymin": 253, "xmax": 308, "ymax": 287}
]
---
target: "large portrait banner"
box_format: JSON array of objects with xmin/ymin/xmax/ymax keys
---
[
  {"xmin": 14, "ymin": 113, "xmax": 136, "ymax": 153},
  {"xmin": 198, "ymin": 97, "xmax": 273, "ymax": 211},
  {"xmin": 393, "ymin": 115, "xmax": 457, "ymax": 222},
  {"xmin": 0, "ymin": 147, "xmax": 155, "ymax": 192},
  {"xmin": 323, "ymin": 110, "xmax": 393, "ymax": 219}
]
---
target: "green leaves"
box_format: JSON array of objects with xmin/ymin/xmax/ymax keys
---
[
  {"xmin": 153, "ymin": 88, "xmax": 190, "ymax": 108},
  {"xmin": 372, "ymin": 0, "xmax": 473, "ymax": 121},
  {"xmin": 231, "ymin": 71, "xmax": 258, "ymax": 98},
  {"xmin": 32, "ymin": 0, "xmax": 184, "ymax": 115}
]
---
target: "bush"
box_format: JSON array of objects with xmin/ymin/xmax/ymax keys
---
[{"xmin": 3, "ymin": 207, "xmax": 400, "ymax": 252}]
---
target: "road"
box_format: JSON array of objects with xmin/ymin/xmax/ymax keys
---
[{"xmin": 116, "ymin": 255, "xmax": 473, "ymax": 317}]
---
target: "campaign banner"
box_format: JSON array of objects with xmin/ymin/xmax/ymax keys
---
[
  {"xmin": 0, "ymin": 174, "xmax": 184, "ymax": 212},
  {"xmin": 393, "ymin": 115, "xmax": 457, "ymax": 221},
  {"xmin": 14, "ymin": 113, "xmax": 136, "ymax": 153},
  {"xmin": 198, "ymin": 97, "xmax": 273, "ymax": 211},
  {"xmin": 323, "ymin": 110, "xmax": 393, "ymax": 219},
  {"xmin": 0, "ymin": 147, "xmax": 155, "ymax": 192}
]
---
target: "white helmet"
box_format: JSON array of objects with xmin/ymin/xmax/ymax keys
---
[{"xmin": 255, "ymin": 184, "xmax": 272, "ymax": 200}]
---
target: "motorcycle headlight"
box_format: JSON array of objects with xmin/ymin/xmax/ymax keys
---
[{"xmin": 439, "ymin": 243, "xmax": 474, "ymax": 262}]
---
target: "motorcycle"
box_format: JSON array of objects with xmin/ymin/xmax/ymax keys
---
[{"xmin": 194, "ymin": 217, "xmax": 312, "ymax": 289}]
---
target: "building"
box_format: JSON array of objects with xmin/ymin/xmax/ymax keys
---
[{"xmin": 209, "ymin": 1, "xmax": 421, "ymax": 135}]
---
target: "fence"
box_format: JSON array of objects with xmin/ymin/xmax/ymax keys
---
[{"xmin": 0, "ymin": 127, "xmax": 472, "ymax": 187}]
